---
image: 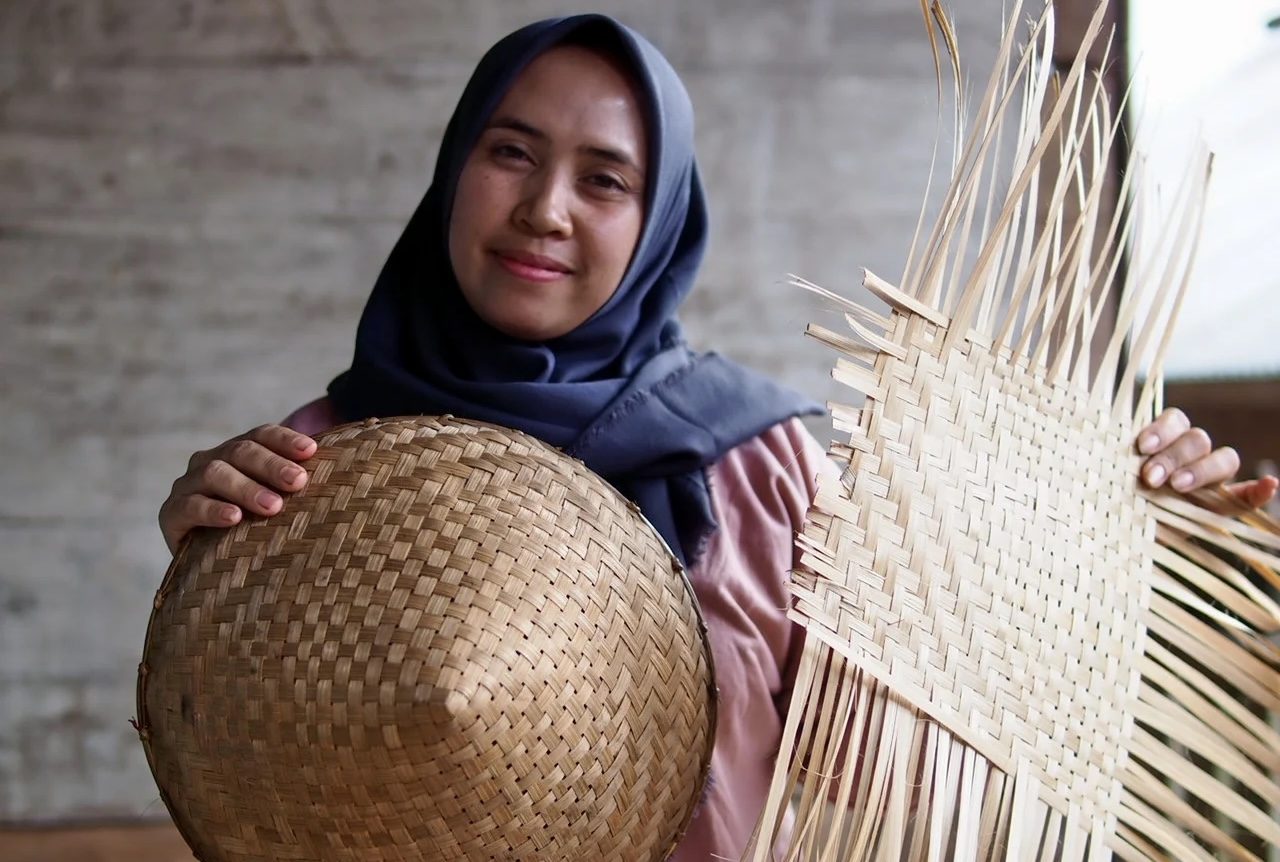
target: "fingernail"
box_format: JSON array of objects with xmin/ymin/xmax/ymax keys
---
[
  {"xmin": 1145, "ymin": 464, "xmax": 1166, "ymax": 486},
  {"xmin": 222, "ymin": 506, "xmax": 241, "ymax": 523},
  {"xmin": 282, "ymin": 466, "xmax": 304, "ymax": 485},
  {"xmin": 256, "ymin": 490, "xmax": 281, "ymax": 511},
  {"xmin": 1171, "ymin": 471, "xmax": 1192, "ymax": 491},
  {"xmin": 1139, "ymin": 433, "xmax": 1160, "ymax": 453},
  {"xmin": 294, "ymin": 436, "xmax": 314, "ymax": 452}
]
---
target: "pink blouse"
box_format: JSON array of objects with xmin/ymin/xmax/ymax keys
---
[{"xmin": 282, "ymin": 400, "xmax": 832, "ymax": 861}]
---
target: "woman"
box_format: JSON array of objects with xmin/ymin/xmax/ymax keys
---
[{"xmin": 157, "ymin": 14, "xmax": 1276, "ymax": 859}]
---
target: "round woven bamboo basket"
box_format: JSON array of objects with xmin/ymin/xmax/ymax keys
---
[{"xmin": 135, "ymin": 415, "xmax": 717, "ymax": 862}]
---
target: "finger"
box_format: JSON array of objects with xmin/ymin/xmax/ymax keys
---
[
  {"xmin": 1142, "ymin": 427, "xmax": 1212, "ymax": 488},
  {"xmin": 1168, "ymin": 445, "xmax": 1240, "ymax": 493},
  {"xmin": 192, "ymin": 457, "xmax": 287, "ymax": 517},
  {"xmin": 161, "ymin": 493, "xmax": 243, "ymax": 554},
  {"xmin": 246, "ymin": 424, "xmax": 318, "ymax": 460},
  {"xmin": 1136, "ymin": 407, "xmax": 1191, "ymax": 455},
  {"xmin": 216, "ymin": 438, "xmax": 310, "ymax": 494},
  {"xmin": 1226, "ymin": 476, "xmax": 1279, "ymax": 509}
]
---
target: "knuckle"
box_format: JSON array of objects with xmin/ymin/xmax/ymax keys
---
[
  {"xmin": 179, "ymin": 495, "xmax": 203, "ymax": 518},
  {"xmin": 201, "ymin": 458, "xmax": 230, "ymax": 484},
  {"xmin": 1186, "ymin": 427, "xmax": 1211, "ymax": 452},
  {"xmin": 227, "ymin": 439, "xmax": 258, "ymax": 461},
  {"xmin": 161, "ymin": 496, "xmax": 192, "ymax": 531}
]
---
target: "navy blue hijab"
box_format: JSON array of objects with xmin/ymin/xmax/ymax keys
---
[{"xmin": 328, "ymin": 14, "xmax": 820, "ymax": 566}]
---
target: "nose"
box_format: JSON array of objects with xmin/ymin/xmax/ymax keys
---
[{"xmin": 514, "ymin": 168, "xmax": 573, "ymax": 238}]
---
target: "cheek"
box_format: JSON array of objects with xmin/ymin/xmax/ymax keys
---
[
  {"xmin": 449, "ymin": 166, "xmax": 507, "ymax": 261},
  {"xmin": 594, "ymin": 209, "xmax": 644, "ymax": 281},
  {"xmin": 449, "ymin": 177, "xmax": 482, "ymax": 257},
  {"xmin": 575, "ymin": 213, "xmax": 642, "ymax": 324}
]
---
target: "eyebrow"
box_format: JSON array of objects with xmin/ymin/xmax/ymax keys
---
[{"xmin": 487, "ymin": 115, "xmax": 644, "ymax": 175}]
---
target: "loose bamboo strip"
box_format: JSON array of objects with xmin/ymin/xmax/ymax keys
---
[
  {"xmin": 1158, "ymin": 521, "xmax": 1280, "ymax": 602},
  {"xmin": 798, "ymin": 658, "xmax": 861, "ymax": 847},
  {"xmin": 792, "ymin": 274, "xmax": 894, "ymax": 330},
  {"xmin": 749, "ymin": 641, "xmax": 820, "ymax": 862},
  {"xmin": 1146, "ymin": 602, "xmax": 1280, "ymax": 712},
  {"xmin": 909, "ymin": 725, "xmax": 944, "ymax": 858},
  {"xmin": 1112, "ymin": 822, "xmax": 1176, "ymax": 862},
  {"xmin": 865, "ymin": 269, "xmax": 950, "ymax": 327},
  {"xmin": 1113, "ymin": 153, "xmax": 1213, "ymax": 417},
  {"xmin": 1124, "ymin": 761, "xmax": 1258, "ymax": 862},
  {"xmin": 802, "ymin": 660, "xmax": 857, "ymax": 799},
  {"xmin": 900, "ymin": 1, "xmax": 952, "ymax": 296},
  {"xmin": 1118, "ymin": 792, "xmax": 1222, "ymax": 862},
  {"xmin": 1150, "ymin": 570, "xmax": 1260, "ymax": 637},
  {"xmin": 914, "ymin": 0, "xmax": 1032, "ymax": 308},
  {"xmin": 971, "ymin": 42, "xmax": 1023, "ymax": 340},
  {"xmin": 761, "ymin": 1, "xmax": 1280, "ymax": 859},
  {"xmin": 1151, "ymin": 538, "xmax": 1280, "ymax": 632},
  {"xmin": 1148, "ymin": 492, "xmax": 1280, "ymax": 554},
  {"xmin": 944, "ymin": 3, "xmax": 1109, "ymax": 349},
  {"xmin": 1148, "ymin": 510, "xmax": 1280, "ymax": 591},
  {"xmin": 1031, "ymin": 71, "xmax": 1125, "ymax": 374},
  {"xmin": 1134, "ymin": 694, "xmax": 1280, "ymax": 806},
  {"xmin": 1048, "ymin": 80, "xmax": 1107, "ymax": 378},
  {"xmin": 806, "ymin": 323, "xmax": 883, "ymax": 366},
  {"xmin": 1014, "ymin": 64, "xmax": 1106, "ymax": 367},
  {"xmin": 1142, "ymin": 643, "xmax": 1280, "ymax": 763},
  {"xmin": 1062, "ymin": 146, "xmax": 1143, "ymax": 389},
  {"xmin": 1128, "ymin": 727, "xmax": 1280, "ymax": 845},
  {"xmin": 1092, "ymin": 147, "xmax": 1206, "ymax": 410}
]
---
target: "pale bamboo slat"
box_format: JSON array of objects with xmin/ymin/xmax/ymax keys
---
[{"xmin": 750, "ymin": 1, "xmax": 1280, "ymax": 859}]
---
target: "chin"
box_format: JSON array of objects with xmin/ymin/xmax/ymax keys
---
[{"xmin": 480, "ymin": 309, "xmax": 567, "ymax": 343}]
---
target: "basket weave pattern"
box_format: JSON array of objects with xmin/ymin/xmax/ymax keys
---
[
  {"xmin": 796, "ymin": 314, "xmax": 1151, "ymax": 831},
  {"xmin": 137, "ymin": 416, "xmax": 715, "ymax": 861},
  {"xmin": 748, "ymin": 2, "xmax": 1280, "ymax": 858}
]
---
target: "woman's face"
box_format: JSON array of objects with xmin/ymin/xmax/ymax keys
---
[{"xmin": 448, "ymin": 44, "xmax": 648, "ymax": 342}]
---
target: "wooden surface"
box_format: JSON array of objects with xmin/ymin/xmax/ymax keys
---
[{"xmin": 0, "ymin": 823, "xmax": 194, "ymax": 862}]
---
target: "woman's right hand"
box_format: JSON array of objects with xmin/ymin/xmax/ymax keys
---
[{"xmin": 158, "ymin": 424, "xmax": 317, "ymax": 555}]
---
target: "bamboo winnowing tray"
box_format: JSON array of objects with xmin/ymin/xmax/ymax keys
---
[{"xmin": 748, "ymin": 3, "xmax": 1280, "ymax": 860}]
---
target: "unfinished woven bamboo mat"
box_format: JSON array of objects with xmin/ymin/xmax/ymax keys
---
[
  {"xmin": 136, "ymin": 416, "xmax": 716, "ymax": 862},
  {"xmin": 747, "ymin": 2, "xmax": 1280, "ymax": 860}
]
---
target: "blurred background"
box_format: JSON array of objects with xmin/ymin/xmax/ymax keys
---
[{"xmin": 1, "ymin": 0, "xmax": 1276, "ymax": 858}]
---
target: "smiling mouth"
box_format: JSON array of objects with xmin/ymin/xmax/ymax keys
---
[{"xmin": 492, "ymin": 251, "xmax": 573, "ymax": 283}]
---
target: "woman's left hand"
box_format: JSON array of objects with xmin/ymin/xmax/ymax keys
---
[{"xmin": 1137, "ymin": 407, "xmax": 1278, "ymax": 508}]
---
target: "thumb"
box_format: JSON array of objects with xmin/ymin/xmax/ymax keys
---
[{"xmin": 1226, "ymin": 477, "xmax": 1279, "ymax": 510}]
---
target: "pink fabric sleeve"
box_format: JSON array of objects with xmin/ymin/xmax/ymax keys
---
[
  {"xmin": 668, "ymin": 417, "xmax": 837, "ymax": 861},
  {"xmin": 280, "ymin": 396, "xmax": 345, "ymax": 437}
]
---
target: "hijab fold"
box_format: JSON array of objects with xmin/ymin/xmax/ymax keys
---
[{"xmin": 329, "ymin": 14, "xmax": 820, "ymax": 566}]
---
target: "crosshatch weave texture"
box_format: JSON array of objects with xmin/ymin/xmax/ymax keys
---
[
  {"xmin": 794, "ymin": 315, "xmax": 1153, "ymax": 830},
  {"xmin": 136, "ymin": 416, "xmax": 716, "ymax": 862},
  {"xmin": 749, "ymin": 2, "xmax": 1280, "ymax": 859}
]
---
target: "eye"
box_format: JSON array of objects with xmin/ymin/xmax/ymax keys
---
[
  {"xmin": 584, "ymin": 172, "xmax": 630, "ymax": 194},
  {"xmin": 491, "ymin": 143, "xmax": 533, "ymax": 164}
]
